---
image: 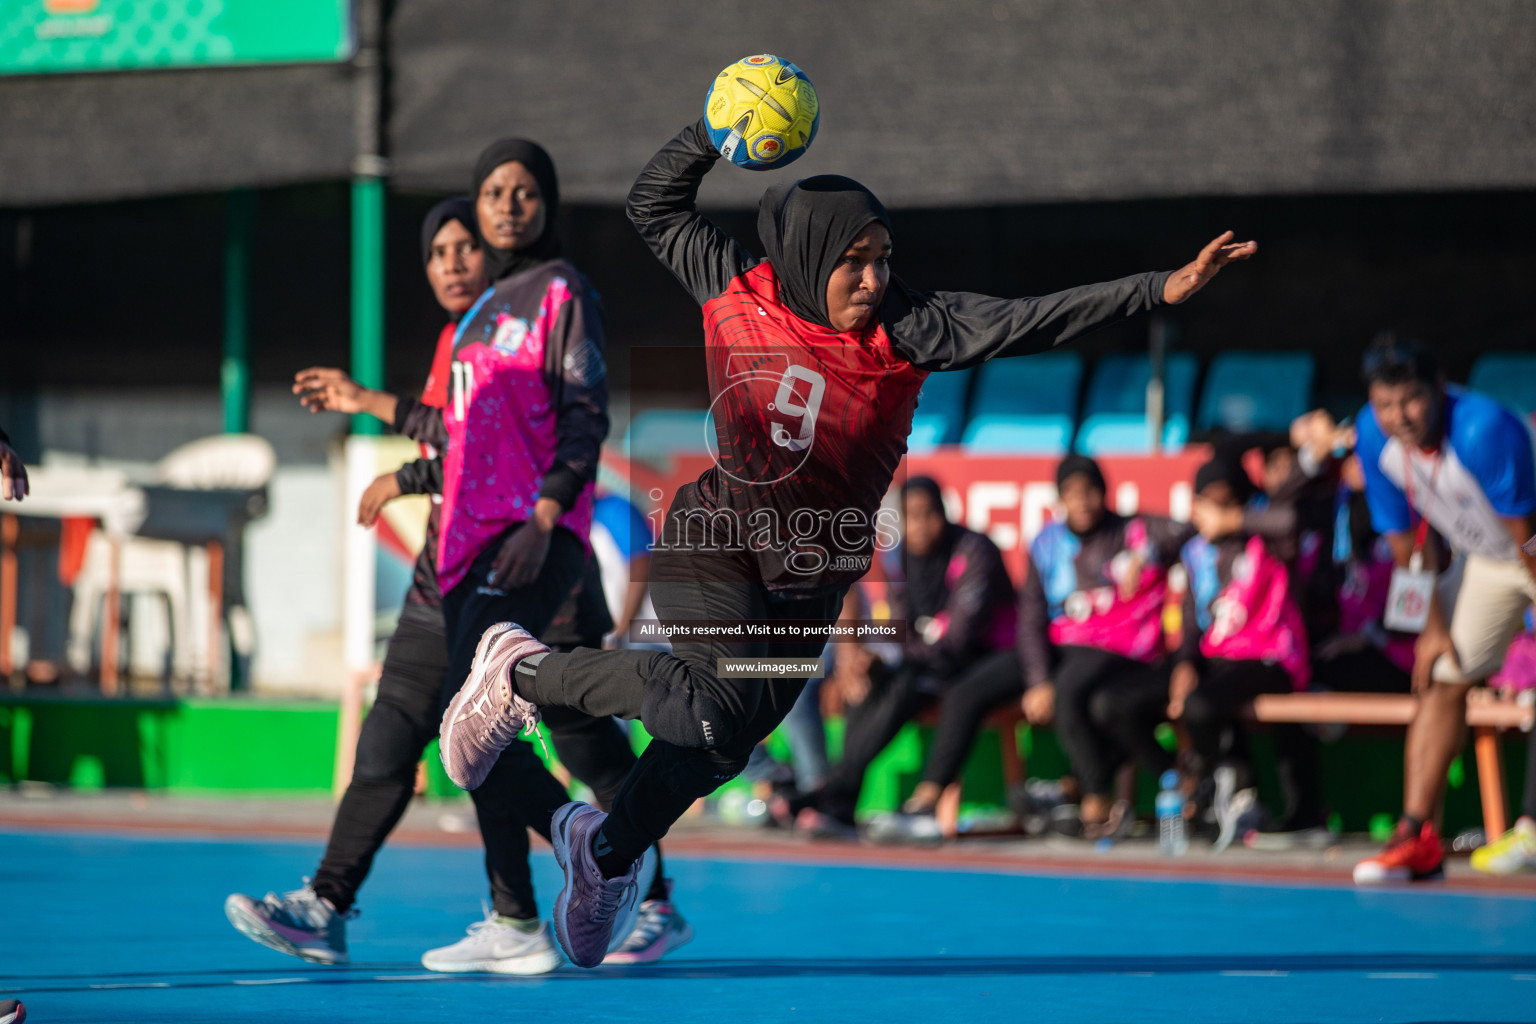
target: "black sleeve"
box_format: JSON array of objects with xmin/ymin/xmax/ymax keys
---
[
  {"xmin": 393, "ymin": 396, "xmax": 447, "ymax": 450},
  {"xmin": 1176, "ymin": 566, "xmax": 1204, "ymax": 666},
  {"xmin": 908, "ymin": 533, "xmax": 1008, "ymax": 676},
  {"xmin": 1142, "ymin": 515, "xmax": 1197, "ymax": 561},
  {"xmin": 395, "ymin": 455, "xmax": 442, "ymax": 496},
  {"xmin": 882, "ymin": 271, "xmax": 1173, "ymax": 372},
  {"xmin": 626, "ymin": 119, "xmax": 757, "ymax": 307},
  {"xmin": 538, "ymin": 280, "xmax": 611, "ymax": 512},
  {"xmin": 1016, "ymin": 560, "xmax": 1053, "ymax": 689}
]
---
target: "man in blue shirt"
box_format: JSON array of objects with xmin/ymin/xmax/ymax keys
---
[{"xmin": 1346, "ymin": 336, "xmax": 1536, "ymax": 884}]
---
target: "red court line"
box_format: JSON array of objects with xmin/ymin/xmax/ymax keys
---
[{"xmin": 5, "ymin": 811, "xmax": 1535, "ymax": 896}]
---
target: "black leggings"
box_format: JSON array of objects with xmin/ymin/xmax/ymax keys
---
[
  {"xmin": 1049, "ymin": 646, "xmax": 1173, "ymax": 799},
  {"xmin": 1181, "ymin": 658, "xmax": 1324, "ymax": 829},
  {"xmin": 313, "ymin": 528, "xmax": 654, "ymax": 919},
  {"xmin": 520, "ymin": 547, "xmax": 844, "ymax": 871},
  {"xmin": 922, "ymin": 648, "xmax": 1171, "ymax": 799},
  {"xmin": 814, "ymin": 662, "xmax": 934, "ymax": 825}
]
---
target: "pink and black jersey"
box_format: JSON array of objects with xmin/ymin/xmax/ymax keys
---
[
  {"xmin": 628, "ymin": 120, "xmax": 1172, "ymax": 596},
  {"xmin": 436, "ymin": 260, "xmax": 608, "ymax": 596}
]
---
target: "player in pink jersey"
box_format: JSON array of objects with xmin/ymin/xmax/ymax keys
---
[{"xmin": 440, "ymin": 116, "xmax": 1255, "ymax": 966}]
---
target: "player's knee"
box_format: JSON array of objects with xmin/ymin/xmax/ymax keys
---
[{"xmin": 640, "ymin": 669, "xmax": 748, "ymax": 751}]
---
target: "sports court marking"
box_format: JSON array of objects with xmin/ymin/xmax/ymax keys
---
[{"xmin": 4, "ymin": 828, "xmax": 1535, "ymax": 1024}]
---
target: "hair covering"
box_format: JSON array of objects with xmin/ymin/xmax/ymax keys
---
[
  {"xmin": 757, "ymin": 175, "xmax": 892, "ymax": 330},
  {"xmin": 470, "ymin": 138, "xmax": 563, "ymax": 281},
  {"xmin": 1055, "ymin": 454, "xmax": 1107, "ymax": 494},
  {"xmin": 1194, "ymin": 457, "xmax": 1258, "ymax": 505},
  {"xmin": 899, "ymin": 475, "xmax": 956, "ymax": 620},
  {"xmin": 419, "ymin": 196, "xmax": 477, "ymax": 267}
]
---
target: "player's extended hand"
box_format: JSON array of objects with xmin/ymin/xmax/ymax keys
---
[
  {"xmin": 1412, "ymin": 623, "xmax": 1458, "ymax": 694},
  {"xmin": 0, "ymin": 440, "xmax": 28, "ymax": 501},
  {"xmin": 1162, "ymin": 231, "xmax": 1257, "ymax": 305},
  {"xmin": 357, "ymin": 472, "xmax": 402, "ymax": 527},
  {"xmin": 294, "ymin": 367, "xmax": 369, "ymax": 414},
  {"xmin": 491, "ymin": 520, "xmax": 553, "ymax": 590}
]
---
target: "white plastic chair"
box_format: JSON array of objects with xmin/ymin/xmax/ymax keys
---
[{"xmin": 68, "ymin": 434, "xmax": 276, "ymax": 688}]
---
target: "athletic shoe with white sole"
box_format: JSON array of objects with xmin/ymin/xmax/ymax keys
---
[
  {"xmin": 865, "ymin": 810, "xmax": 943, "ymax": 844},
  {"xmin": 439, "ymin": 622, "xmax": 548, "ymax": 791},
  {"xmin": 1353, "ymin": 820, "xmax": 1445, "ymax": 884},
  {"xmin": 550, "ymin": 802, "xmax": 652, "ymax": 968},
  {"xmin": 603, "ymin": 880, "xmax": 695, "ymax": 965},
  {"xmin": 421, "ymin": 904, "xmax": 563, "ymax": 975},
  {"xmin": 1471, "ymin": 818, "xmax": 1536, "ymax": 876},
  {"xmin": 225, "ymin": 882, "xmax": 355, "ymax": 964},
  {"xmin": 0, "ymin": 998, "xmax": 26, "ymax": 1024}
]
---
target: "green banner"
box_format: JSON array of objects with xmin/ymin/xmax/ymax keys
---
[{"xmin": 0, "ymin": 0, "xmax": 353, "ymax": 75}]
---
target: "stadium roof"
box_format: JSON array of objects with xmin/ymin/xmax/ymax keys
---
[{"xmin": 5, "ymin": 0, "xmax": 1535, "ymax": 208}]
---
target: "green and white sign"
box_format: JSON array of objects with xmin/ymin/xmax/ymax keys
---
[{"xmin": 0, "ymin": 0, "xmax": 353, "ymax": 75}]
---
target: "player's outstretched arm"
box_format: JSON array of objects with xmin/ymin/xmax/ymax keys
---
[
  {"xmin": 293, "ymin": 366, "xmax": 399, "ymax": 425},
  {"xmin": 626, "ymin": 120, "xmax": 756, "ymax": 308},
  {"xmin": 884, "ymin": 231, "xmax": 1256, "ymax": 371}
]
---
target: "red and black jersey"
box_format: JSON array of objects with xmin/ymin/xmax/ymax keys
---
[{"xmin": 628, "ymin": 120, "xmax": 1173, "ymax": 595}]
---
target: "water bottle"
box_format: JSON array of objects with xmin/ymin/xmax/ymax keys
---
[{"xmin": 1156, "ymin": 770, "xmax": 1188, "ymax": 856}]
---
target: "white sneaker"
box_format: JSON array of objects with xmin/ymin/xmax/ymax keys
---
[{"xmin": 420, "ymin": 904, "xmax": 563, "ymax": 975}]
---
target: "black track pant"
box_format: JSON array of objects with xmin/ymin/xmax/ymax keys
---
[
  {"xmin": 921, "ymin": 647, "xmax": 1172, "ymax": 798},
  {"xmin": 922, "ymin": 650, "xmax": 1027, "ymax": 790},
  {"xmin": 519, "ymin": 554, "xmax": 844, "ymax": 872},
  {"xmin": 313, "ymin": 526, "xmax": 651, "ymax": 919},
  {"xmin": 1181, "ymin": 658, "xmax": 1325, "ymax": 830},
  {"xmin": 814, "ymin": 661, "xmax": 935, "ymax": 825}
]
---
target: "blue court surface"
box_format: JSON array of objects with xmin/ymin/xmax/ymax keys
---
[{"xmin": 4, "ymin": 828, "xmax": 1536, "ymax": 1024}]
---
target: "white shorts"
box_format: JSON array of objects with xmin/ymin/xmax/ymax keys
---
[{"xmin": 1433, "ymin": 554, "xmax": 1536, "ymax": 683}]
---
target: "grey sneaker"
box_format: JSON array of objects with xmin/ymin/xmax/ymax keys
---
[
  {"xmin": 439, "ymin": 622, "xmax": 548, "ymax": 790},
  {"xmin": 420, "ymin": 904, "xmax": 563, "ymax": 975},
  {"xmin": 865, "ymin": 810, "xmax": 943, "ymax": 845},
  {"xmin": 550, "ymin": 802, "xmax": 651, "ymax": 968},
  {"xmin": 603, "ymin": 881, "xmax": 694, "ymax": 965},
  {"xmin": 225, "ymin": 883, "xmax": 354, "ymax": 964},
  {"xmin": 1212, "ymin": 767, "xmax": 1259, "ymax": 854}
]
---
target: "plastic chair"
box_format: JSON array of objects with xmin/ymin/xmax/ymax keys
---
[
  {"xmin": 1195, "ymin": 351, "xmax": 1314, "ymax": 433},
  {"xmin": 908, "ymin": 367, "xmax": 973, "ymax": 453},
  {"xmin": 624, "ymin": 409, "xmax": 716, "ymax": 461},
  {"xmin": 68, "ymin": 434, "xmax": 277, "ymax": 688},
  {"xmin": 960, "ymin": 353, "xmax": 1082, "ymax": 454},
  {"xmin": 1076, "ymin": 352, "xmax": 1198, "ymax": 454},
  {"xmin": 1468, "ymin": 353, "xmax": 1536, "ymax": 416}
]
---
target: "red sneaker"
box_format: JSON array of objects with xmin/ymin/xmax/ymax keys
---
[{"xmin": 1353, "ymin": 821, "xmax": 1445, "ymax": 884}]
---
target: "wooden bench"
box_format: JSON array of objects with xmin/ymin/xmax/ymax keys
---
[
  {"xmin": 930, "ymin": 691, "xmax": 1533, "ymax": 841},
  {"xmin": 1247, "ymin": 690, "xmax": 1534, "ymax": 839}
]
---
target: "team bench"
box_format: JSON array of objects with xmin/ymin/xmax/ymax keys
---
[{"xmin": 931, "ymin": 692, "xmax": 1534, "ymax": 841}]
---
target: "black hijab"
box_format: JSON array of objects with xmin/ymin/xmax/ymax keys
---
[
  {"xmin": 419, "ymin": 196, "xmax": 477, "ymax": 267},
  {"xmin": 900, "ymin": 476, "xmax": 956, "ymax": 620},
  {"xmin": 470, "ymin": 138, "xmax": 563, "ymax": 281},
  {"xmin": 757, "ymin": 175, "xmax": 891, "ymax": 330}
]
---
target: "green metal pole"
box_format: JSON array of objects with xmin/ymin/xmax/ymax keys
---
[
  {"xmin": 222, "ymin": 188, "xmax": 253, "ymax": 434},
  {"xmin": 350, "ymin": 176, "xmax": 386, "ymax": 436}
]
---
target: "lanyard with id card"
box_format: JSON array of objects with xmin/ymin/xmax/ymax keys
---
[{"xmin": 1384, "ymin": 450, "xmax": 1439, "ymax": 633}]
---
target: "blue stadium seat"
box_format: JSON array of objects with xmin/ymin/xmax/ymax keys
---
[
  {"xmin": 1075, "ymin": 351, "xmax": 1198, "ymax": 455},
  {"xmin": 907, "ymin": 366, "xmax": 973, "ymax": 453},
  {"xmin": 960, "ymin": 353, "xmax": 1082, "ymax": 454},
  {"xmin": 624, "ymin": 408, "xmax": 716, "ymax": 460},
  {"xmin": 1468, "ymin": 352, "xmax": 1536, "ymax": 416},
  {"xmin": 1195, "ymin": 351, "xmax": 1314, "ymax": 433}
]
